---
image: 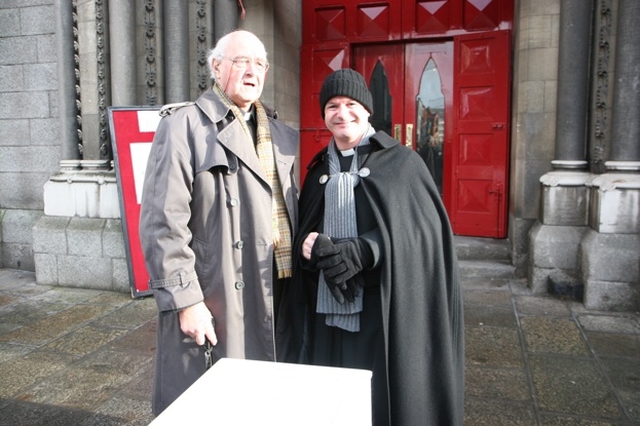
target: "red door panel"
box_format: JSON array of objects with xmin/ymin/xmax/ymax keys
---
[
  {"xmin": 401, "ymin": 0, "xmax": 514, "ymax": 37},
  {"xmin": 303, "ymin": 1, "xmax": 402, "ymax": 44},
  {"xmin": 402, "ymin": 0, "xmax": 458, "ymax": 36},
  {"xmin": 452, "ymin": 30, "xmax": 510, "ymax": 237}
]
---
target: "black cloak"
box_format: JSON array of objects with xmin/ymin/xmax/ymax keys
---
[{"xmin": 284, "ymin": 131, "xmax": 464, "ymax": 425}]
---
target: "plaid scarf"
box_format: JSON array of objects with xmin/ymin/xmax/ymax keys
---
[{"xmin": 213, "ymin": 83, "xmax": 292, "ymax": 278}]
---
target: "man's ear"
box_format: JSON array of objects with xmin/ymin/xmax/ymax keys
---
[{"xmin": 212, "ymin": 59, "xmax": 220, "ymax": 77}]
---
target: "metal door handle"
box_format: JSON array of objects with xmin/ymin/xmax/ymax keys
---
[{"xmin": 393, "ymin": 124, "xmax": 401, "ymax": 141}]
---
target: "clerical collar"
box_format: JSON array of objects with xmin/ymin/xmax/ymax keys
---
[
  {"xmin": 339, "ymin": 148, "xmax": 355, "ymax": 157},
  {"xmin": 243, "ymin": 105, "xmax": 255, "ymax": 122}
]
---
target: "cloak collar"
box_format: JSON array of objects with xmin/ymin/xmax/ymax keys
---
[{"xmin": 306, "ymin": 130, "xmax": 399, "ymax": 171}]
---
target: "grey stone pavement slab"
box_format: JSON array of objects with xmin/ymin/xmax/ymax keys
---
[{"xmin": 0, "ymin": 268, "xmax": 638, "ymax": 425}]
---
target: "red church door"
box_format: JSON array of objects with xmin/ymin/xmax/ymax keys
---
[
  {"xmin": 298, "ymin": 0, "xmax": 514, "ymax": 238},
  {"xmin": 351, "ymin": 31, "xmax": 510, "ymax": 238},
  {"xmin": 452, "ymin": 30, "xmax": 511, "ymax": 237}
]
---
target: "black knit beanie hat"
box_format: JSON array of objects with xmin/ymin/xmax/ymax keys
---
[{"xmin": 319, "ymin": 69, "xmax": 373, "ymax": 118}]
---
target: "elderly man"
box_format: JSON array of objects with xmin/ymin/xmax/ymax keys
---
[
  {"xmin": 289, "ymin": 69, "xmax": 464, "ymax": 425},
  {"xmin": 139, "ymin": 30, "xmax": 298, "ymax": 415}
]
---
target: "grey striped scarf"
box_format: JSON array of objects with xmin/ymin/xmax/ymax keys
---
[{"xmin": 317, "ymin": 125, "xmax": 374, "ymax": 332}]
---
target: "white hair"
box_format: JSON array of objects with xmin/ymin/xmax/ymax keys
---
[{"xmin": 207, "ymin": 30, "xmax": 267, "ymax": 79}]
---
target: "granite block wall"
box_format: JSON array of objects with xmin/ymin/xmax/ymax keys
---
[{"xmin": 0, "ymin": 1, "xmax": 59, "ymax": 270}]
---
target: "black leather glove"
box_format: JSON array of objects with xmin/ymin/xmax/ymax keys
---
[
  {"xmin": 316, "ymin": 238, "xmax": 373, "ymax": 287},
  {"xmin": 338, "ymin": 275, "xmax": 364, "ymax": 304},
  {"xmin": 326, "ymin": 279, "xmax": 351, "ymax": 305},
  {"xmin": 303, "ymin": 234, "xmax": 350, "ymax": 304}
]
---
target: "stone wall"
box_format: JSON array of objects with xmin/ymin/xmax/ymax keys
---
[
  {"xmin": 32, "ymin": 216, "xmax": 130, "ymax": 293},
  {"xmin": 0, "ymin": 1, "xmax": 59, "ymax": 270},
  {"xmin": 509, "ymin": 0, "xmax": 560, "ymax": 274}
]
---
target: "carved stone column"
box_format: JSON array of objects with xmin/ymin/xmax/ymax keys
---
[
  {"xmin": 192, "ymin": 0, "xmax": 215, "ymax": 99},
  {"xmin": 139, "ymin": 0, "xmax": 163, "ymax": 105},
  {"xmin": 46, "ymin": 0, "xmax": 116, "ymax": 222},
  {"xmin": 54, "ymin": 0, "xmax": 81, "ymax": 161},
  {"xmin": 75, "ymin": 0, "xmax": 111, "ymax": 161},
  {"xmin": 582, "ymin": 0, "xmax": 640, "ymax": 311}
]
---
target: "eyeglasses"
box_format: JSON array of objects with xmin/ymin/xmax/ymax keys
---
[{"xmin": 225, "ymin": 56, "xmax": 269, "ymax": 73}]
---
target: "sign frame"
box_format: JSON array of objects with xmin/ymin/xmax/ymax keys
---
[{"xmin": 108, "ymin": 106, "xmax": 162, "ymax": 298}]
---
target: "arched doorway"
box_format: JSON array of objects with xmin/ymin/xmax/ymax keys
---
[{"xmin": 353, "ymin": 41, "xmax": 453, "ymax": 201}]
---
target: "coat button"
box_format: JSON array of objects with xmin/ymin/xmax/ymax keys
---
[
  {"xmin": 229, "ymin": 198, "xmax": 239, "ymax": 206},
  {"xmin": 234, "ymin": 281, "xmax": 245, "ymax": 290},
  {"xmin": 235, "ymin": 240, "xmax": 244, "ymax": 249}
]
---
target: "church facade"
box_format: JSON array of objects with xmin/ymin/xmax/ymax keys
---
[{"xmin": 0, "ymin": 0, "xmax": 637, "ymax": 310}]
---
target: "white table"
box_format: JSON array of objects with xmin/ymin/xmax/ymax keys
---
[{"xmin": 150, "ymin": 358, "xmax": 372, "ymax": 425}]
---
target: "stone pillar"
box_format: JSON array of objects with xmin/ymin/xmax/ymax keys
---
[
  {"xmin": 607, "ymin": 0, "xmax": 640, "ymax": 168},
  {"xmin": 164, "ymin": 0, "xmax": 190, "ymax": 102},
  {"xmin": 553, "ymin": 0, "xmax": 592, "ymax": 169},
  {"xmin": 37, "ymin": 0, "xmax": 125, "ymax": 292},
  {"xmin": 138, "ymin": 0, "xmax": 164, "ymax": 105},
  {"xmin": 75, "ymin": 0, "xmax": 111, "ymax": 161},
  {"xmin": 47, "ymin": 0, "xmax": 115, "ymax": 222},
  {"xmin": 109, "ymin": 0, "xmax": 137, "ymax": 106},
  {"xmin": 54, "ymin": 0, "xmax": 80, "ymax": 161},
  {"xmin": 214, "ymin": 0, "xmax": 240, "ymax": 41},
  {"xmin": 191, "ymin": 0, "xmax": 216, "ymax": 99},
  {"xmin": 582, "ymin": 0, "xmax": 640, "ymax": 311},
  {"xmin": 529, "ymin": 0, "xmax": 593, "ymax": 294}
]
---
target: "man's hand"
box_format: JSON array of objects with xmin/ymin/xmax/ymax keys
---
[
  {"xmin": 178, "ymin": 301, "xmax": 217, "ymax": 346},
  {"xmin": 301, "ymin": 232, "xmax": 319, "ymax": 260},
  {"xmin": 305, "ymin": 233, "xmax": 340, "ymax": 270}
]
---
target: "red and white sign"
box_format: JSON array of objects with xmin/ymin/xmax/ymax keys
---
[{"xmin": 108, "ymin": 106, "xmax": 161, "ymax": 297}]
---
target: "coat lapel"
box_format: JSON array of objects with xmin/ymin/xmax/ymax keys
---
[
  {"xmin": 217, "ymin": 119, "xmax": 268, "ymax": 183},
  {"xmin": 196, "ymin": 89, "xmax": 267, "ymax": 183},
  {"xmin": 195, "ymin": 88, "xmax": 296, "ymax": 189}
]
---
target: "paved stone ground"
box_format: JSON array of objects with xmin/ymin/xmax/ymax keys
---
[{"xmin": 0, "ymin": 268, "xmax": 638, "ymax": 425}]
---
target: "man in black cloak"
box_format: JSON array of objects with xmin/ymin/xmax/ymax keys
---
[{"xmin": 285, "ymin": 69, "xmax": 464, "ymax": 425}]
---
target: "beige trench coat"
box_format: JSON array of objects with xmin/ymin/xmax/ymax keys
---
[{"xmin": 139, "ymin": 89, "xmax": 299, "ymax": 415}]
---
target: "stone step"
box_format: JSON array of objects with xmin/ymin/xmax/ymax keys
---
[
  {"xmin": 454, "ymin": 236, "xmax": 515, "ymax": 279},
  {"xmin": 454, "ymin": 235, "xmax": 510, "ymax": 261},
  {"xmin": 458, "ymin": 259, "xmax": 516, "ymax": 279}
]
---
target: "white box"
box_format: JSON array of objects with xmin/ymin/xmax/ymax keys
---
[{"xmin": 150, "ymin": 358, "xmax": 372, "ymax": 425}]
